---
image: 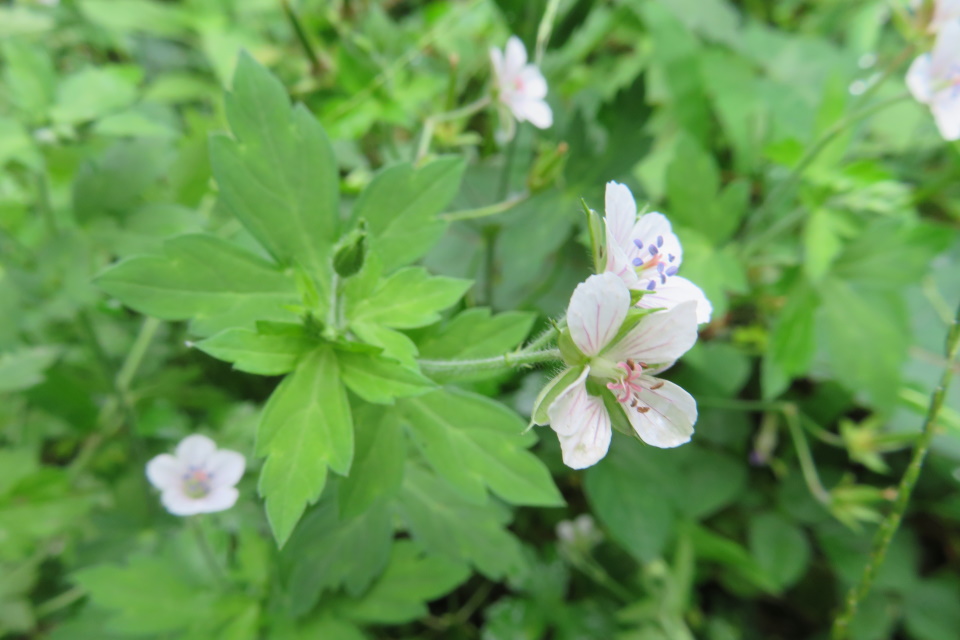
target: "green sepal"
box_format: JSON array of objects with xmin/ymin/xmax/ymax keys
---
[
  {"xmin": 581, "ymin": 198, "xmax": 604, "ymax": 274},
  {"xmin": 558, "ymin": 329, "xmax": 587, "ymax": 367},
  {"xmin": 530, "ymin": 365, "xmax": 585, "ymax": 426},
  {"xmin": 600, "ymin": 387, "xmax": 635, "ymax": 438},
  {"xmin": 333, "ymin": 221, "xmax": 367, "ymax": 278}
]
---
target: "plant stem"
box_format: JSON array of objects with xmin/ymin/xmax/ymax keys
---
[
  {"xmin": 534, "ymin": 0, "xmax": 562, "ymax": 65},
  {"xmin": 441, "ymin": 191, "xmax": 529, "ymax": 222},
  {"xmin": 418, "ymin": 348, "xmax": 561, "ymax": 377},
  {"xmin": 831, "ymin": 302, "xmax": 960, "ymax": 639},
  {"xmin": 280, "ymin": 0, "xmax": 323, "ymax": 74},
  {"xmin": 189, "ymin": 516, "xmax": 228, "ymax": 586},
  {"xmin": 416, "ymin": 96, "xmax": 492, "ymax": 162},
  {"xmin": 783, "ymin": 405, "xmax": 831, "ymax": 505},
  {"xmin": 35, "ymin": 586, "xmax": 86, "ymax": 618},
  {"xmin": 744, "ymin": 91, "xmax": 911, "ymax": 237}
]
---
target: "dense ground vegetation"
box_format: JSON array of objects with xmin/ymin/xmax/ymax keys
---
[{"xmin": 1, "ymin": 0, "xmax": 960, "ymax": 638}]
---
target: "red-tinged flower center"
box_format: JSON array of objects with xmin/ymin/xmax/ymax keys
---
[
  {"xmin": 514, "ymin": 76, "xmax": 525, "ymax": 92},
  {"xmin": 182, "ymin": 467, "xmax": 212, "ymax": 499},
  {"xmin": 607, "ymin": 360, "xmax": 664, "ymax": 414}
]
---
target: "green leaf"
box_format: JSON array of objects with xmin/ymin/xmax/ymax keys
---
[
  {"xmin": 78, "ymin": 0, "xmax": 188, "ymax": 37},
  {"xmin": 97, "ymin": 234, "xmax": 299, "ymax": 337},
  {"xmin": 803, "ymin": 209, "xmax": 844, "ymax": 282},
  {"xmin": 73, "ymin": 138, "xmax": 172, "ymax": 222},
  {"xmin": 350, "ymin": 322, "xmax": 419, "ymax": 367},
  {"xmin": 50, "ymin": 66, "xmax": 140, "ymax": 125},
  {"xmin": 417, "ymin": 308, "xmax": 535, "ymax": 360},
  {"xmin": 1, "ymin": 41, "xmax": 55, "ymax": 122},
  {"xmin": 394, "ymin": 465, "xmax": 526, "ymax": 580},
  {"xmin": 818, "ymin": 279, "xmax": 907, "ymax": 409},
  {"xmin": 349, "ymin": 267, "xmax": 471, "ymax": 329},
  {"xmin": 831, "ymin": 219, "xmax": 953, "ymax": 288},
  {"xmin": 72, "ymin": 557, "xmax": 215, "ymax": 634},
  {"xmin": 350, "ymin": 157, "xmax": 466, "ymax": 271},
  {"xmin": 210, "ymin": 52, "xmax": 339, "ymax": 300},
  {"xmin": 257, "ymin": 348, "xmax": 354, "ymax": 546},
  {"xmin": 748, "ymin": 513, "xmax": 811, "ymax": 591},
  {"xmin": 669, "ymin": 446, "xmax": 748, "ymax": 520},
  {"xmin": 338, "ymin": 405, "xmax": 406, "ymax": 519},
  {"xmin": 340, "ymin": 541, "xmax": 470, "ymax": 625},
  {"xmin": 687, "ymin": 524, "xmax": 777, "ymax": 593},
  {"xmin": 195, "ymin": 323, "xmax": 313, "ymax": 376},
  {"xmin": 0, "ymin": 347, "xmax": 58, "ymax": 394},
  {"xmin": 399, "ymin": 389, "xmax": 563, "ymax": 507},
  {"xmin": 338, "ymin": 351, "xmax": 436, "ymax": 404},
  {"xmin": 763, "ymin": 280, "xmax": 819, "ymax": 398},
  {"xmin": 280, "ymin": 495, "xmax": 392, "ymax": 616},
  {"xmin": 584, "ymin": 437, "xmax": 677, "ymax": 562}
]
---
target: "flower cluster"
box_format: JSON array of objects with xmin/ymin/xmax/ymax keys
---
[
  {"xmin": 907, "ymin": 7, "xmax": 960, "ymax": 140},
  {"xmin": 533, "ymin": 183, "xmax": 710, "ymax": 469}
]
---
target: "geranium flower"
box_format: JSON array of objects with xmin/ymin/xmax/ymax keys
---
[
  {"xmin": 602, "ymin": 182, "xmax": 713, "ymax": 324},
  {"xmin": 929, "ymin": 0, "xmax": 960, "ymax": 32},
  {"xmin": 146, "ymin": 435, "xmax": 245, "ymax": 516},
  {"xmin": 533, "ymin": 273, "xmax": 699, "ymax": 469},
  {"xmin": 906, "ymin": 21, "xmax": 960, "ymax": 141},
  {"xmin": 489, "ymin": 36, "xmax": 552, "ymax": 134}
]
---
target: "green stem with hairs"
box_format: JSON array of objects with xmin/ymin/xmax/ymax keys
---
[
  {"xmin": 441, "ymin": 190, "xmax": 529, "ymax": 222},
  {"xmin": 418, "ymin": 348, "xmax": 562, "ymax": 378},
  {"xmin": 831, "ymin": 302, "xmax": 960, "ymax": 639}
]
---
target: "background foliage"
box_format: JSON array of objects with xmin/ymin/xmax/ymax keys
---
[{"xmin": 2, "ymin": 0, "xmax": 960, "ymax": 638}]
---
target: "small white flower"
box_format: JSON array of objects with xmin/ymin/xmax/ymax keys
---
[
  {"xmin": 603, "ymin": 182, "xmax": 713, "ymax": 324},
  {"xmin": 146, "ymin": 435, "xmax": 245, "ymax": 516},
  {"xmin": 557, "ymin": 514, "xmax": 602, "ymax": 549},
  {"xmin": 534, "ymin": 273, "xmax": 699, "ymax": 469},
  {"xmin": 906, "ymin": 21, "xmax": 960, "ymax": 141},
  {"xmin": 489, "ymin": 36, "xmax": 553, "ymax": 133},
  {"xmin": 929, "ymin": 0, "xmax": 960, "ymax": 32}
]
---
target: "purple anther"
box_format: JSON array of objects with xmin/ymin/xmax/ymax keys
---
[
  {"xmin": 668, "ymin": 254, "xmax": 676, "ymax": 262},
  {"xmin": 646, "ymin": 280, "xmax": 656, "ymax": 291},
  {"xmin": 633, "ymin": 239, "xmax": 644, "ymax": 250},
  {"xmin": 649, "ymin": 245, "xmax": 658, "ymax": 256},
  {"xmin": 665, "ymin": 265, "xmax": 679, "ymax": 276},
  {"xmin": 632, "ymin": 258, "xmax": 643, "ymax": 267},
  {"xmin": 660, "ymin": 275, "xmax": 667, "ymax": 285},
  {"xmin": 657, "ymin": 235, "xmax": 664, "ymax": 247}
]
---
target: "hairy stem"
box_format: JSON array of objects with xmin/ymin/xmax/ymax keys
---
[
  {"xmin": 831, "ymin": 302, "xmax": 960, "ymax": 639},
  {"xmin": 441, "ymin": 191, "xmax": 529, "ymax": 222},
  {"xmin": 418, "ymin": 348, "xmax": 562, "ymax": 377}
]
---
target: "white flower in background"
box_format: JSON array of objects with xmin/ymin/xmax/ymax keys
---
[
  {"xmin": 906, "ymin": 21, "xmax": 960, "ymax": 141},
  {"xmin": 146, "ymin": 435, "xmax": 245, "ymax": 516},
  {"xmin": 490, "ymin": 36, "xmax": 553, "ymax": 133},
  {"xmin": 556, "ymin": 514, "xmax": 602, "ymax": 550},
  {"xmin": 533, "ymin": 273, "xmax": 699, "ymax": 469},
  {"xmin": 929, "ymin": 0, "xmax": 960, "ymax": 32},
  {"xmin": 603, "ymin": 182, "xmax": 713, "ymax": 324}
]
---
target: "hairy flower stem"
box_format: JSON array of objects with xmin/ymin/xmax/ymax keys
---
[
  {"xmin": 418, "ymin": 348, "xmax": 562, "ymax": 378},
  {"xmin": 832, "ymin": 302, "xmax": 960, "ymax": 639}
]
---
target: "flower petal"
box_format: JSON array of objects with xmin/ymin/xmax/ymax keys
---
[
  {"xmin": 930, "ymin": 0, "xmax": 960, "ymax": 32},
  {"xmin": 932, "ymin": 96, "xmax": 960, "ymax": 141},
  {"xmin": 557, "ymin": 408, "xmax": 612, "ymax": 469},
  {"xmin": 931, "ymin": 21, "xmax": 960, "ymax": 74},
  {"xmin": 194, "ymin": 487, "xmax": 240, "ymax": 514},
  {"xmin": 489, "ymin": 46, "xmax": 504, "ymax": 82},
  {"xmin": 624, "ymin": 378, "xmax": 696, "ymax": 448},
  {"xmin": 176, "ymin": 434, "xmax": 216, "ymax": 467},
  {"xmin": 567, "ymin": 273, "xmax": 630, "ymax": 357},
  {"xmin": 605, "ymin": 230, "xmax": 640, "ymax": 287},
  {"xmin": 510, "ymin": 97, "xmax": 553, "ymax": 128},
  {"xmin": 206, "ymin": 449, "xmax": 246, "ymax": 490},
  {"xmin": 637, "ymin": 276, "xmax": 713, "ymax": 324},
  {"xmin": 160, "ymin": 489, "xmax": 202, "ymax": 516},
  {"xmin": 604, "ymin": 181, "xmax": 638, "ymax": 252},
  {"xmin": 630, "ymin": 212, "xmax": 682, "ymax": 267},
  {"xmin": 906, "ymin": 54, "xmax": 933, "ymax": 104},
  {"xmin": 504, "ymin": 36, "xmax": 528, "ymax": 78},
  {"xmin": 546, "ymin": 367, "xmax": 591, "ymax": 436},
  {"xmin": 518, "ymin": 66, "xmax": 547, "ymax": 99},
  {"xmin": 604, "ymin": 301, "xmax": 698, "ymax": 366},
  {"xmin": 146, "ymin": 454, "xmax": 183, "ymax": 492}
]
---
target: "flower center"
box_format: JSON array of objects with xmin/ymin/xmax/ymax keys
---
[
  {"xmin": 513, "ymin": 76, "xmax": 525, "ymax": 92},
  {"xmin": 606, "ymin": 360, "xmax": 663, "ymax": 413},
  {"xmin": 182, "ymin": 467, "xmax": 212, "ymax": 499},
  {"xmin": 630, "ymin": 236, "xmax": 678, "ymax": 291}
]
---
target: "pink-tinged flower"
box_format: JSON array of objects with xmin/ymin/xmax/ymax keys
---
[
  {"xmin": 929, "ymin": 0, "xmax": 960, "ymax": 32},
  {"xmin": 146, "ymin": 435, "xmax": 245, "ymax": 516},
  {"xmin": 906, "ymin": 21, "xmax": 960, "ymax": 141},
  {"xmin": 533, "ymin": 273, "xmax": 699, "ymax": 469},
  {"xmin": 602, "ymin": 182, "xmax": 712, "ymax": 324},
  {"xmin": 490, "ymin": 36, "xmax": 552, "ymax": 132}
]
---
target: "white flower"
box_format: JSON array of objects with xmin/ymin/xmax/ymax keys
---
[
  {"xmin": 929, "ymin": 0, "xmax": 960, "ymax": 32},
  {"xmin": 906, "ymin": 21, "xmax": 960, "ymax": 141},
  {"xmin": 534, "ymin": 273, "xmax": 699, "ymax": 469},
  {"xmin": 489, "ymin": 36, "xmax": 553, "ymax": 132},
  {"xmin": 603, "ymin": 182, "xmax": 713, "ymax": 324},
  {"xmin": 556, "ymin": 514, "xmax": 602, "ymax": 549},
  {"xmin": 146, "ymin": 435, "xmax": 245, "ymax": 516}
]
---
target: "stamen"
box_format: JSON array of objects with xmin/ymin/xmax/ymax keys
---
[
  {"xmin": 656, "ymin": 235, "xmax": 663, "ymax": 247},
  {"xmin": 648, "ymin": 245, "xmax": 658, "ymax": 256},
  {"xmin": 668, "ymin": 254, "xmax": 676, "ymax": 262},
  {"xmin": 665, "ymin": 265, "xmax": 679, "ymax": 276},
  {"xmin": 657, "ymin": 263, "xmax": 665, "ymax": 274},
  {"xmin": 633, "ymin": 239, "xmax": 643, "ymax": 250},
  {"xmin": 646, "ymin": 280, "xmax": 656, "ymax": 291},
  {"xmin": 632, "ymin": 257, "xmax": 643, "ymax": 266}
]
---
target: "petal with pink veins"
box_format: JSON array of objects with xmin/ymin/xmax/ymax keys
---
[
  {"xmin": 567, "ymin": 273, "xmax": 630, "ymax": 357},
  {"xmin": 624, "ymin": 378, "xmax": 696, "ymax": 448},
  {"xmin": 603, "ymin": 301, "xmax": 698, "ymax": 366}
]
